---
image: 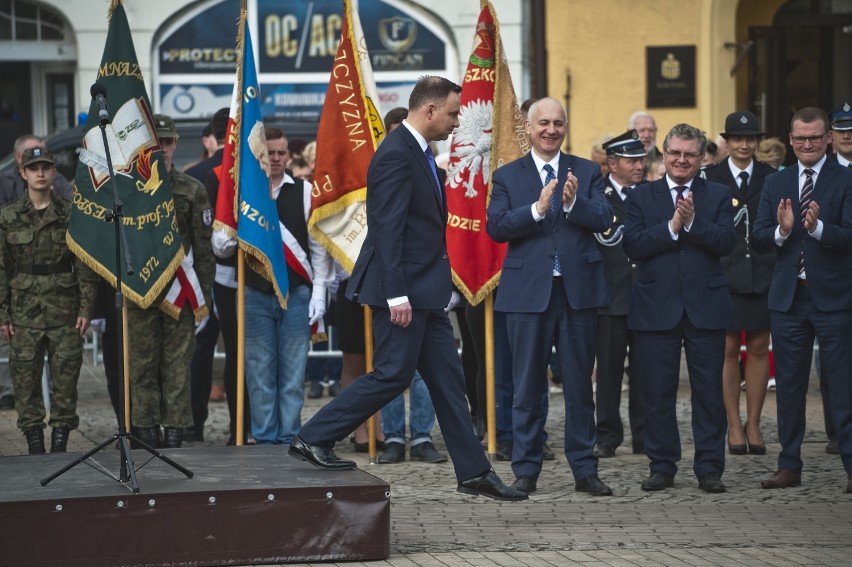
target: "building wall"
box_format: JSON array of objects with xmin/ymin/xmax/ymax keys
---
[
  {"xmin": 545, "ymin": 0, "xmax": 764, "ymax": 157},
  {"xmin": 36, "ymin": 0, "xmax": 526, "ymax": 122}
]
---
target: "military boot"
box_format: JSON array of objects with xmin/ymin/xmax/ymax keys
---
[
  {"xmin": 135, "ymin": 426, "xmax": 160, "ymax": 449},
  {"xmin": 24, "ymin": 428, "xmax": 46, "ymax": 454},
  {"xmin": 163, "ymin": 427, "xmax": 183, "ymax": 448},
  {"xmin": 50, "ymin": 427, "xmax": 71, "ymax": 453}
]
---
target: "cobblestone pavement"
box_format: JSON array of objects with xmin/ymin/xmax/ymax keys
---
[{"xmin": 1, "ymin": 353, "xmax": 850, "ymax": 566}]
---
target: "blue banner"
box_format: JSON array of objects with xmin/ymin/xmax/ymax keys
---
[{"xmin": 237, "ymin": 17, "xmax": 289, "ymax": 307}]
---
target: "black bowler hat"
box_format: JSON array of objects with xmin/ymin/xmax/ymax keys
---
[
  {"xmin": 720, "ymin": 111, "xmax": 764, "ymax": 139},
  {"xmin": 602, "ymin": 129, "xmax": 647, "ymax": 158},
  {"xmin": 831, "ymin": 101, "xmax": 852, "ymax": 131}
]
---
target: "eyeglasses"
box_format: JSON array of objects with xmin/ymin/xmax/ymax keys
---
[
  {"xmin": 665, "ymin": 150, "xmax": 702, "ymax": 160},
  {"xmin": 790, "ymin": 132, "xmax": 827, "ymax": 145}
]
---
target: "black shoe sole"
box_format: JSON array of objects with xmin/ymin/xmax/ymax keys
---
[
  {"xmin": 456, "ymin": 486, "xmax": 528, "ymax": 501},
  {"xmin": 288, "ymin": 448, "xmax": 357, "ymax": 470}
]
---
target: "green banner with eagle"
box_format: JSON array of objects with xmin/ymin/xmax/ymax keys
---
[{"xmin": 67, "ymin": 0, "xmax": 183, "ymax": 308}]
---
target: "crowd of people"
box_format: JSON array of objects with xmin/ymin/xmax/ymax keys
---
[{"xmin": 1, "ymin": 75, "xmax": 850, "ymax": 499}]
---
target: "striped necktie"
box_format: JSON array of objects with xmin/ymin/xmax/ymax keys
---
[
  {"xmin": 543, "ymin": 164, "xmax": 561, "ymax": 274},
  {"xmin": 798, "ymin": 168, "xmax": 814, "ymax": 275}
]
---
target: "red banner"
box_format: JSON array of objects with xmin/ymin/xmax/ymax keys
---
[
  {"xmin": 445, "ymin": 1, "xmax": 528, "ymax": 305},
  {"xmin": 308, "ymin": 0, "xmax": 384, "ymax": 274}
]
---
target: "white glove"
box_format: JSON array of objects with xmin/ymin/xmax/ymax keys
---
[
  {"xmin": 211, "ymin": 230, "xmax": 237, "ymax": 259},
  {"xmin": 90, "ymin": 318, "xmax": 107, "ymax": 334},
  {"xmin": 444, "ymin": 291, "xmax": 460, "ymax": 312},
  {"xmin": 308, "ymin": 297, "xmax": 326, "ymax": 325}
]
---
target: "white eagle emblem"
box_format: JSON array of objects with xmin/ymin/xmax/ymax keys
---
[{"xmin": 447, "ymin": 99, "xmax": 493, "ymax": 198}]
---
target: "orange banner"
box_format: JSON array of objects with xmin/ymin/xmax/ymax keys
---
[{"xmin": 308, "ymin": 0, "xmax": 384, "ymax": 273}]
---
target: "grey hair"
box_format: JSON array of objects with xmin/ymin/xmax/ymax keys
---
[
  {"xmin": 14, "ymin": 134, "xmax": 42, "ymax": 154},
  {"xmin": 627, "ymin": 111, "xmax": 655, "ymax": 130},
  {"xmin": 663, "ymin": 123, "xmax": 707, "ymax": 154}
]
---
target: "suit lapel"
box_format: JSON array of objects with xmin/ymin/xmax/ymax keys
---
[
  {"xmin": 813, "ymin": 158, "xmax": 839, "ymax": 203},
  {"xmin": 653, "ymin": 179, "xmax": 675, "ymax": 219},
  {"xmin": 522, "ymin": 153, "xmax": 543, "ymax": 203},
  {"xmin": 400, "ymin": 126, "xmax": 443, "ymax": 211}
]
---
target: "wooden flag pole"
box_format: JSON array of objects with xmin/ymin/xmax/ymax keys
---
[
  {"xmin": 485, "ymin": 292, "xmax": 497, "ymax": 460},
  {"xmin": 235, "ymin": 251, "xmax": 246, "ymax": 445},
  {"xmin": 363, "ymin": 305, "xmax": 379, "ymax": 464}
]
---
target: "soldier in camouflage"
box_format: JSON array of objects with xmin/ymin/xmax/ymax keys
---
[
  {"xmin": 126, "ymin": 114, "xmax": 214, "ymax": 449},
  {"xmin": 0, "ymin": 147, "xmax": 97, "ymax": 454}
]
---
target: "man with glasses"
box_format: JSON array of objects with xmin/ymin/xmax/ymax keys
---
[
  {"xmin": 623, "ymin": 123, "xmax": 736, "ymax": 494},
  {"xmin": 754, "ymin": 107, "xmax": 852, "ymax": 493}
]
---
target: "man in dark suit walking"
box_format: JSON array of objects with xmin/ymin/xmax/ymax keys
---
[
  {"xmin": 593, "ymin": 130, "xmax": 647, "ymax": 459},
  {"xmin": 486, "ymin": 97, "xmax": 614, "ymax": 496},
  {"xmin": 753, "ymin": 107, "xmax": 852, "ymax": 493},
  {"xmin": 623, "ymin": 123, "xmax": 736, "ymax": 493},
  {"xmin": 289, "ymin": 76, "xmax": 524, "ymax": 501}
]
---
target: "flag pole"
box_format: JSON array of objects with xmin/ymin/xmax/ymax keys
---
[
  {"xmin": 234, "ymin": 0, "xmax": 248, "ymax": 446},
  {"xmin": 236, "ymin": 249, "xmax": 246, "ymax": 445},
  {"xmin": 122, "ymin": 297, "xmax": 131, "ymax": 431},
  {"xmin": 363, "ymin": 306, "xmax": 379, "ymax": 464},
  {"xmin": 485, "ymin": 292, "xmax": 497, "ymax": 459}
]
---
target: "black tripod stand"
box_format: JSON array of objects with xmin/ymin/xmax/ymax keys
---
[{"xmin": 41, "ymin": 84, "xmax": 193, "ymax": 493}]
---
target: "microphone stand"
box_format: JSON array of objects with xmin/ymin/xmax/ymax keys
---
[{"xmin": 41, "ymin": 114, "xmax": 193, "ymax": 493}]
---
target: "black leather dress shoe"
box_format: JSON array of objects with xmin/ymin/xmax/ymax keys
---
[
  {"xmin": 289, "ymin": 436, "xmax": 356, "ymax": 470},
  {"xmin": 457, "ymin": 470, "xmax": 528, "ymax": 501},
  {"xmin": 593, "ymin": 444, "xmax": 616, "ymax": 458},
  {"xmin": 698, "ymin": 472, "xmax": 727, "ymax": 493},
  {"xmin": 575, "ymin": 474, "xmax": 613, "ymax": 496},
  {"xmin": 510, "ymin": 475, "xmax": 537, "ymax": 494},
  {"xmin": 641, "ymin": 471, "xmax": 674, "ymax": 491},
  {"xmin": 542, "ymin": 442, "xmax": 556, "ymax": 461},
  {"xmin": 495, "ymin": 441, "xmax": 513, "ymax": 461},
  {"xmin": 826, "ymin": 439, "xmax": 840, "ymax": 454}
]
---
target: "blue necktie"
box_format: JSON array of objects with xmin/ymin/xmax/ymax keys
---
[
  {"xmin": 425, "ymin": 146, "xmax": 441, "ymax": 201},
  {"xmin": 543, "ymin": 164, "xmax": 561, "ymax": 274}
]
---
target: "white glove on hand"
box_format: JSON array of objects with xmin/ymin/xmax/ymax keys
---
[
  {"xmin": 444, "ymin": 291, "xmax": 461, "ymax": 312},
  {"xmin": 90, "ymin": 318, "xmax": 107, "ymax": 334},
  {"xmin": 308, "ymin": 297, "xmax": 326, "ymax": 325}
]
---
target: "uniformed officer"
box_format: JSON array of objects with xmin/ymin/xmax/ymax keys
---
[
  {"xmin": 819, "ymin": 100, "xmax": 852, "ymax": 455},
  {"xmin": 126, "ymin": 114, "xmax": 214, "ymax": 449},
  {"xmin": 593, "ymin": 129, "xmax": 646, "ymax": 458},
  {"xmin": 0, "ymin": 147, "xmax": 97, "ymax": 454},
  {"xmin": 831, "ymin": 101, "xmax": 852, "ymax": 167},
  {"xmin": 704, "ymin": 111, "xmax": 776, "ymax": 456}
]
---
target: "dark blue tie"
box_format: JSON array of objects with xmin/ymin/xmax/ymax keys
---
[
  {"xmin": 425, "ymin": 146, "xmax": 441, "ymax": 201},
  {"xmin": 543, "ymin": 164, "xmax": 561, "ymax": 274}
]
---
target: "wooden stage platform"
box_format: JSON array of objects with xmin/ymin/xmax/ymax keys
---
[{"xmin": 0, "ymin": 444, "xmax": 390, "ymax": 566}]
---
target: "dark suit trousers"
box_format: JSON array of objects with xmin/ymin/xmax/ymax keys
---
[
  {"xmin": 507, "ymin": 280, "xmax": 598, "ymax": 480},
  {"xmin": 635, "ymin": 314, "xmax": 726, "ymax": 478},
  {"xmin": 770, "ymin": 286, "xmax": 852, "ymax": 474},
  {"xmin": 298, "ymin": 306, "xmax": 490, "ymax": 482},
  {"xmin": 595, "ymin": 315, "xmax": 644, "ymax": 450}
]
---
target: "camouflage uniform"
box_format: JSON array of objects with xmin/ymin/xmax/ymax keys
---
[
  {"xmin": 127, "ymin": 165, "xmax": 214, "ymax": 434},
  {"xmin": 0, "ymin": 154, "xmax": 97, "ymax": 438}
]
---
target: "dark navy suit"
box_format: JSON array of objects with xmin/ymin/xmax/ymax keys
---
[
  {"xmin": 753, "ymin": 157, "xmax": 852, "ymax": 475},
  {"xmin": 623, "ymin": 176, "xmax": 736, "ymax": 479},
  {"xmin": 297, "ymin": 124, "xmax": 490, "ymax": 482},
  {"xmin": 487, "ymin": 152, "xmax": 612, "ymax": 481},
  {"xmin": 594, "ymin": 178, "xmax": 644, "ymax": 453}
]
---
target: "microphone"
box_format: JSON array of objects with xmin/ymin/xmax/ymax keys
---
[{"xmin": 90, "ymin": 83, "xmax": 110, "ymax": 125}]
